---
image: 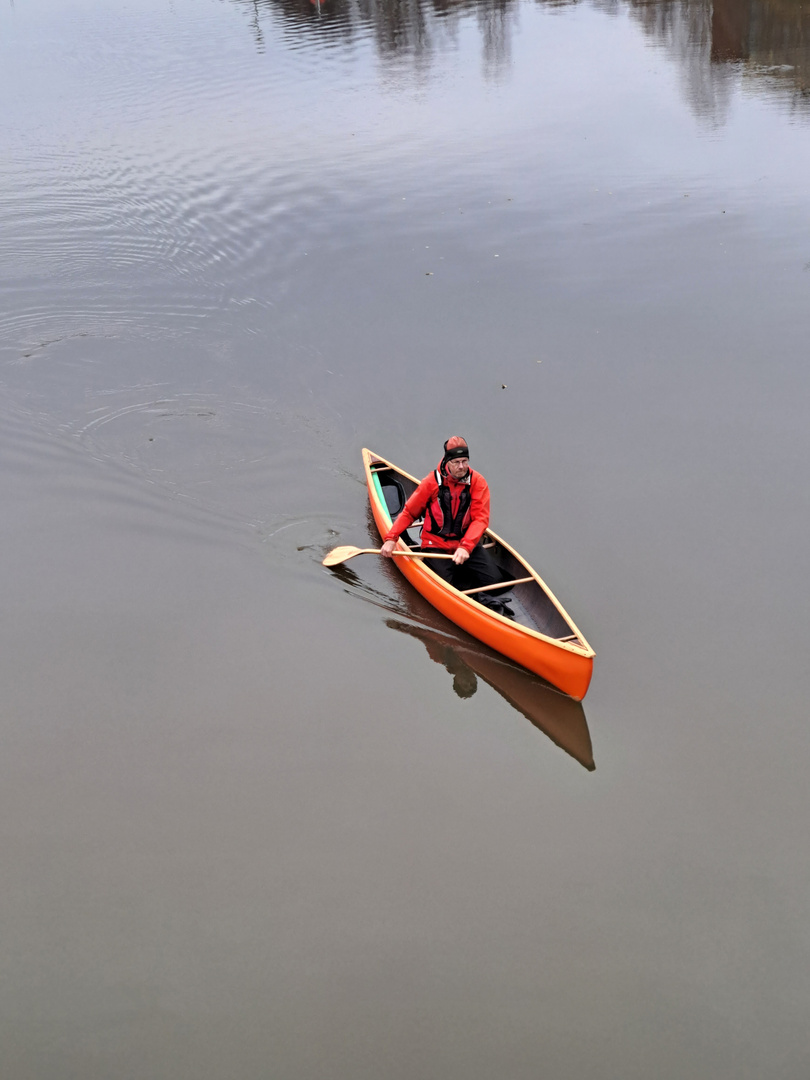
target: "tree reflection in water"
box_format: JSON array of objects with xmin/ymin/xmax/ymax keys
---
[
  {"xmin": 626, "ymin": 0, "xmax": 810, "ymax": 118},
  {"xmin": 233, "ymin": 0, "xmax": 518, "ymax": 76},
  {"xmin": 230, "ymin": 0, "xmax": 810, "ymax": 113}
]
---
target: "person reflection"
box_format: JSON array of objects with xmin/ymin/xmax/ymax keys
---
[{"xmin": 418, "ymin": 632, "xmax": 479, "ymax": 699}]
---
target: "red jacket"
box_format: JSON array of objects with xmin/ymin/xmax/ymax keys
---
[{"xmin": 384, "ymin": 462, "xmax": 490, "ymax": 554}]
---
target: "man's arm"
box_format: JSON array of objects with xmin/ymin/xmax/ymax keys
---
[
  {"xmin": 381, "ymin": 476, "xmax": 435, "ymax": 556},
  {"xmin": 459, "ymin": 474, "xmax": 490, "ymax": 552}
]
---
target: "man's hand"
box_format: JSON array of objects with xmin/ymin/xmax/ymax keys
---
[
  {"xmin": 452, "ymin": 546, "xmax": 470, "ymax": 566},
  {"xmin": 381, "ymin": 540, "xmax": 397, "ymax": 558}
]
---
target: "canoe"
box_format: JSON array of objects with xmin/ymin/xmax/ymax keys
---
[{"xmin": 363, "ymin": 448, "xmax": 595, "ymax": 700}]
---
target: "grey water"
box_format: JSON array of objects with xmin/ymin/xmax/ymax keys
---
[{"xmin": 2, "ymin": 0, "xmax": 809, "ymax": 1076}]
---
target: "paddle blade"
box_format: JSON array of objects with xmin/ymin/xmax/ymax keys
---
[{"xmin": 322, "ymin": 545, "xmax": 365, "ymax": 567}]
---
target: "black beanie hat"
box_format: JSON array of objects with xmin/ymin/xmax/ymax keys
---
[{"xmin": 441, "ymin": 436, "xmax": 470, "ymax": 471}]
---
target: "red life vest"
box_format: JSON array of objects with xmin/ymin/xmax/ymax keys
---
[{"xmin": 425, "ymin": 468, "xmax": 472, "ymax": 540}]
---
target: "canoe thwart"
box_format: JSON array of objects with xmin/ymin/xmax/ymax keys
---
[{"xmin": 460, "ymin": 575, "xmax": 534, "ymax": 596}]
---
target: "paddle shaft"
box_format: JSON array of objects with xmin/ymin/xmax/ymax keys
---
[
  {"xmin": 322, "ymin": 544, "xmax": 457, "ymax": 567},
  {"xmin": 381, "ymin": 548, "xmax": 454, "ymax": 560}
]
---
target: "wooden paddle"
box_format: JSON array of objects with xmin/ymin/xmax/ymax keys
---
[{"xmin": 322, "ymin": 545, "xmax": 455, "ymax": 568}]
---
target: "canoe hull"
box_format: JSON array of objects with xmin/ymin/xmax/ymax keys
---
[{"xmin": 363, "ymin": 449, "xmax": 594, "ymax": 700}]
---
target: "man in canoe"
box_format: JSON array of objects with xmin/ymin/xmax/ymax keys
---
[{"xmin": 380, "ymin": 436, "xmax": 514, "ymax": 617}]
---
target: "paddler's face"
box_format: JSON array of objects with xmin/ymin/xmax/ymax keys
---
[{"xmin": 446, "ymin": 457, "xmax": 469, "ymax": 480}]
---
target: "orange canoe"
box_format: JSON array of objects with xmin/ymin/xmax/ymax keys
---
[{"xmin": 363, "ymin": 448, "xmax": 595, "ymax": 700}]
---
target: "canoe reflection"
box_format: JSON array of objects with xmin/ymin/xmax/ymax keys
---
[{"xmin": 385, "ymin": 616, "xmax": 595, "ymax": 772}]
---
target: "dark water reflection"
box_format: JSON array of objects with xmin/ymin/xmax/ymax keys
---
[
  {"xmin": 387, "ymin": 617, "xmax": 596, "ymax": 769},
  {"xmin": 234, "ymin": 0, "xmax": 517, "ymax": 75},
  {"xmin": 233, "ymin": 0, "xmax": 810, "ymax": 111}
]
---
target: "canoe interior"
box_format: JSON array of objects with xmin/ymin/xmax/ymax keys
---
[{"xmin": 371, "ymin": 462, "xmax": 577, "ymax": 644}]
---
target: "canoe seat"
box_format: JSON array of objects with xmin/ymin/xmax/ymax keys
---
[{"xmin": 380, "ymin": 475, "xmax": 406, "ymax": 518}]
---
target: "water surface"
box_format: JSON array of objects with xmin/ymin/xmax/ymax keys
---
[{"xmin": 2, "ymin": 1, "xmax": 810, "ymax": 1076}]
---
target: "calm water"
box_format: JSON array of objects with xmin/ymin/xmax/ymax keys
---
[{"xmin": 2, "ymin": 0, "xmax": 810, "ymax": 1076}]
